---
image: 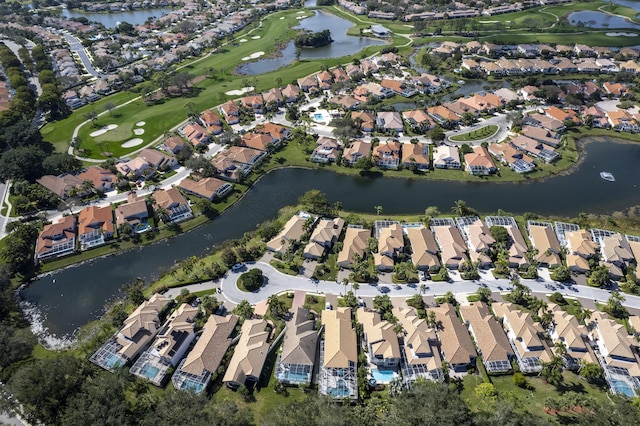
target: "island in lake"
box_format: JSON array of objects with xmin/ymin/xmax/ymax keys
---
[{"xmin": 294, "ymin": 29, "xmax": 333, "ymax": 47}]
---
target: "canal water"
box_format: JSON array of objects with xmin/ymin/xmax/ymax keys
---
[
  {"xmin": 237, "ymin": 9, "xmax": 385, "ymax": 75},
  {"xmin": 21, "ymin": 139, "xmax": 640, "ymax": 344},
  {"xmin": 60, "ymin": 7, "xmax": 175, "ymax": 28}
]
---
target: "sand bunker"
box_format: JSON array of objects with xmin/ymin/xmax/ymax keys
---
[
  {"xmin": 280, "ymin": 16, "xmax": 285, "ymax": 20},
  {"xmin": 296, "ymin": 16, "xmax": 307, "ymax": 19},
  {"xmin": 121, "ymin": 138, "xmax": 144, "ymax": 148},
  {"xmin": 239, "ymin": 38, "xmax": 248, "ymax": 43},
  {"xmin": 89, "ymin": 124, "xmax": 118, "ymax": 137},
  {"xmin": 241, "ymin": 51, "xmax": 265, "ymax": 61},
  {"xmin": 606, "ymin": 32, "xmax": 638, "ymax": 37},
  {"xmin": 225, "ymin": 87, "xmax": 254, "ymax": 96},
  {"xmin": 251, "ymin": 35, "xmax": 261, "ymax": 39},
  {"xmin": 135, "ymin": 121, "xmax": 145, "ymax": 126},
  {"xmin": 297, "ymin": 11, "xmax": 305, "ymax": 14},
  {"xmin": 134, "ymin": 128, "xmax": 145, "ymax": 135}
]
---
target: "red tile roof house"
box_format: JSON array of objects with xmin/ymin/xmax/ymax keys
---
[
  {"xmin": 254, "ymin": 122, "xmax": 290, "ymax": 142},
  {"xmin": 181, "ymin": 122, "xmax": 212, "ymax": 148},
  {"xmin": 76, "ymin": 166, "xmax": 116, "ymax": 193},
  {"xmin": 351, "ymin": 111, "xmax": 376, "ymax": 133},
  {"xmin": 342, "ymin": 140, "xmax": 372, "ymax": 166},
  {"xmin": 77, "ymin": 205, "xmax": 114, "ymax": 249},
  {"xmin": 262, "ymin": 87, "xmax": 284, "ymax": 109},
  {"xmin": 152, "ymin": 187, "xmax": 193, "ymax": 223},
  {"xmin": 402, "ymin": 110, "xmax": 435, "ymax": 133},
  {"xmin": 401, "ymin": 143, "xmax": 430, "ymax": 171},
  {"xmin": 545, "ymin": 106, "xmax": 580, "ymax": 125},
  {"xmin": 178, "ymin": 177, "xmax": 234, "ymax": 201},
  {"xmin": 210, "ymin": 154, "xmax": 243, "ymax": 182},
  {"xmin": 115, "ymin": 193, "xmax": 149, "ymax": 232},
  {"xmin": 380, "ymin": 79, "xmax": 417, "ymax": 97},
  {"xmin": 240, "ymin": 132, "xmax": 275, "ymax": 151},
  {"xmin": 281, "ymin": 84, "xmax": 301, "ymax": 102},
  {"xmin": 373, "ymin": 139, "xmax": 402, "ymax": 169},
  {"xmin": 241, "ymin": 94, "xmax": 265, "ymax": 115},
  {"xmin": 37, "ymin": 174, "xmax": 89, "ymax": 200},
  {"xmin": 199, "ymin": 109, "xmax": 223, "ymax": 135},
  {"xmin": 332, "ymin": 67, "xmax": 349, "ymax": 82},
  {"xmin": 488, "ymin": 142, "xmax": 535, "ymax": 174},
  {"xmin": 218, "ymin": 100, "xmax": 239, "ymax": 125},
  {"xmin": 36, "ymin": 215, "xmax": 77, "ymax": 261},
  {"xmin": 464, "ymin": 145, "xmax": 497, "ymax": 176},
  {"xmin": 316, "ymin": 70, "xmax": 334, "ymax": 90},
  {"xmin": 163, "ymin": 135, "xmax": 186, "ymax": 155},
  {"xmin": 310, "ymin": 137, "xmax": 342, "ymax": 164}
]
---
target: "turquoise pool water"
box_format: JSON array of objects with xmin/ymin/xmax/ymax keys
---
[
  {"xmin": 140, "ymin": 364, "xmax": 160, "ymax": 379},
  {"xmin": 277, "ymin": 370, "xmax": 310, "ymax": 383},
  {"xmin": 104, "ymin": 352, "xmax": 123, "ymax": 369},
  {"xmin": 611, "ymin": 379, "xmax": 636, "ymax": 397},
  {"xmin": 327, "ymin": 379, "xmax": 351, "ymax": 397},
  {"xmin": 371, "ymin": 368, "xmax": 396, "ymax": 383},
  {"xmin": 314, "ymin": 113, "xmax": 324, "ymax": 121}
]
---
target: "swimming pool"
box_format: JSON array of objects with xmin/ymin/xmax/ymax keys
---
[
  {"xmin": 327, "ymin": 379, "xmax": 352, "ymax": 397},
  {"xmin": 314, "ymin": 113, "xmax": 324, "ymax": 121},
  {"xmin": 611, "ymin": 378, "xmax": 636, "ymax": 397},
  {"xmin": 140, "ymin": 364, "xmax": 160, "ymax": 379},
  {"xmin": 104, "ymin": 352, "xmax": 124, "ymax": 369},
  {"xmin": 371, "ymin": 368, "xmax": 396, "ymax": 384}
]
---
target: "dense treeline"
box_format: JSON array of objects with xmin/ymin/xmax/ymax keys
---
[
  {"xmin": 294, "ymin": 29, "xmax": 333, "ymax": 48},
  {"xmin": 0, "ymin": 44, "xmax": 36, "ymax": 128}
]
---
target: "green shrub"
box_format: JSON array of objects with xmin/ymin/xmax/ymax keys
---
[{"xmin": 513, "ymin": 372, "xmax": 528, "ymax": 388}]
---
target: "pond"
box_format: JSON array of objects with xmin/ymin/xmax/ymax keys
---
[
  {"xmin": 60, "ymin": 7, "xmax": 175, "ymax": 28},
  {"xmin": 21, "ymin": 139, "xmax": 640, "ymax": 343},
  {"xmin": 237, "ymin": 10, "xmax": 385, "ymax": 75},
  {"xmin": 609, "ymin": 0, "xmax": 640, "ymax": 13},
  {"xmin": 569, "ymin": 10, "xmax": 640, "ymax": 29}
]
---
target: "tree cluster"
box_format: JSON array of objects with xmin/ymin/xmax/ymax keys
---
[{"xmin": 294, "ymin": 29, "xmax": 333, "ymax": 48}]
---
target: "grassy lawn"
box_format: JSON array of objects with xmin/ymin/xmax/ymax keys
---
[
  {"xmin": 462, "ymin": 370, "xmax": 610, "ymax": 419},
  {"xmin": 214, "ymin": 382, "xmax": 306, "ymax": 423},
  {"xmin": 304, "ymin": 294, "xmax": 326, "ymax": 313},
  {"xmin": 450, "ymin": 125, "xmax": 499, "ymax": 142}
]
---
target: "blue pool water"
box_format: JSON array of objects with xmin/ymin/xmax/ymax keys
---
[
  {"xmin": 140, "ymin": 364, "xmax": 160, "ymax": 379},
  {"xmin": 371, "ymin": 368, "xmax": 396, "ymax": 384},
  {"xmin": 277, "ymin": 371, "xmax": 310, "ymax": 383},
  {"xmin": 314, "ymin": 113, "xmax": 324, "ymax": 121},
  {"xmin": 611, "ymin": 379, "xmax": 636, "ymax": 397},
  {"xmin": 104, "ymin": 353, "xmax": 123, "ymax": 369},
  {"xmin": 327, "ymin": 379, "xmax": 351, "ymax": 397},
  {"xmin": 180, "ymin": 380, "xmax": 205, "ymax": 393}
]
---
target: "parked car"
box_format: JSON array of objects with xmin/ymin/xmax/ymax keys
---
[
  {"xmin": 325, "ymin": 302, "xmax": 332, "ymax": 310},
  {"xmin": 231, "ymin": 263, "xmax": 244, "ymax": 272}
]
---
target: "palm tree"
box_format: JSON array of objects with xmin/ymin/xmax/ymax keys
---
[
  {"xmin": 554, "ymin": 340, "xmax": 568, "ymax": 358},
  {"xmin": 352, "ymin": 281, "xmax": 360, "ymax": 295},
  {"xmin": 420, "ymin": 283, "xmax": 426, "ymax": 295},
  {"xmin": 374, "ymin": 205, "xmax": 383, "ymax": 216},
  {"xmin": 451, "ymin": 199, "xmax": 468, "ymax": 217}
]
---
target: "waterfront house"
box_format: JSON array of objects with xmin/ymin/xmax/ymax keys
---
[
  {"xmin": 428, "ymin": 105, "xmax": 460, "ymax": 124},
  {"xmin": 464, "ymin": 145, "xmax": 496, "ymax": 176},
  {"xmin": 152, "ymin": 187, "xmax": 193, "ymax": 223},
  {"xmin": 130, "ymin": 303, "xmax": 199, "ymax": 386},
  {"xmin": 564, "ymin": 228, "xmax": 598, "ymax": 273},
  {"xmin": 304, "ymin": 217, "xmax": 345, "ymax": 260},
  {"xmin": 527, "ymin": 221, "xmax": 562, "ymax": 267},
  {"xmin": 115, "ymin": 193, "xmax": 149, "ymax": 231},
  {"xmin": 521, "ymin": 125, "xmax": 561, "ymax": 148},
  {"xmin": 223, "ymin": 318, "xmax": 270, "ymax": 389},
  {"xmin": 456, "ymin": 217, "xmax": 494, "ymax": 268},
  {"xmin": 380, "ymin": 79, "xmax": 417, "ymax": 97},
  {"xmin": 266, "ymin": 214, "xmax": 308, "ymax": 254},
  {"xmin": 432, "ymin": 145, "xmax": 461, "ymax": 169},
  {"xmin": 90, "ymin": 293, "xmax": 171, "ymax": 371},
  {"xmin": 599, "ymin": 232, "xmax": 635, "ymax": 279},
  {"xmin": 77, "ymin": 205, "xmax": 114, "ymax": 249},
  {"xmin": 178, "ymin": 177, "xmax": 233, "ymax": 201},
  {"xmin": 405, "ymin": 226, "xmax": 440, "ymax": 271},
  {"xmin": 430, "ymin": 220, "xmax": 468, "ymax": 269},
  {"xmin": 275, "ymin": 307, "xmax": 318, "ymax": 385},
  {"xmin": 254, "ymin": 122, "xmax": 290, "ymax": 142},
  {"xmin": 337, "ymin": 226, "xmax": 370, "ymax": 269},
  {"xmin": 485, "ymin": 216, "xmax": 529, "ymax": 268},
  {"xmin": 36, "ymin": 215, "xmax": 76, "ymax": 261},
  {"xmin": 317, "ymin": 70, "xmax": 334, "ymax": 90},
  {"xmin": 310, "ymin": 137, "xmax": 342, "ymax": 164},
  {"xmin": 431, "ymin": 304, "xmax": 477, "ymax": 372},
  {"xmin": 372, "ymin": 139, "xmax": 401, "ymax": 169},
  {"xmin": 357, "ymin": 307, "xmax": 401, "ymax": 368},
  {"xmin": 492, "ymin": 302, "xmax": 552, "ymax": 373},
  {"xmin": 488, "ymin": 142, "xmax": 535, "ymax": 174},
  {"xmin": 401, "ymin": 143, "xmax": 430, "ymax": 171},
  {"xmin": 510, "ymin": 135, "xmax": 559, "ymax": 163},
  {"xmin": 374, "ymin": 222, "xmax": 404, "ymax": 271},
  {"xmin": 342, "ymin": 140, "xmax": 371, "ymax": 166},
  {"xmin": 241, "ymin": 132, "xmax": 275, "ymax": 152},
  {"xmin": 172, "ymin": 314, "xmax": 238, "ymax": 393},
  {"xmin": 319, "ymin": 308, "xmax": 358, "ymax": 399},
  {"xmin": 459, "ymin": 302, "xmax": 513, "ymax": 373},
  {"xmin": 393, "ymin": 306, "xmax": 443, "ymax": 385}
]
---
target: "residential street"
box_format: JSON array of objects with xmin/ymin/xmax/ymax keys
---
[
  {"xmin": 61, "ymin": 32, "xmax": 103, "ymax": 78},
  {"xmin": 165, "ymin": 261, "xmax": 640, "ymax": 314}
]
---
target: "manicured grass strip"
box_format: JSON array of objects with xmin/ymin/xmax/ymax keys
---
[{"xmin": 450, "ymin": 125, "xmax": 499, "ymax": 142}]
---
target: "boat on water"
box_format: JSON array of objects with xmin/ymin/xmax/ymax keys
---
[{"xmin": 600, "ymin": 171, "xmax": 615, "ymax": 182}]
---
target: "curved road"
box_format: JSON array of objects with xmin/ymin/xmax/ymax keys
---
[
  {"xmin": 166, "ymin": 261, "xmax": 640, "ymax": 313},
  {"xmin": 62, "ymin": 32, "xmax": 103, "ymax": 79}
]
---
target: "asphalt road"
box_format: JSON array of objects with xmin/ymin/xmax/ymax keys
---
[{"xmin": 62, "ymin": 32, "xmax": 103, "ymax": 78}]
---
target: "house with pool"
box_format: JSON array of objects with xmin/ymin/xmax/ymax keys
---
[
  {"xmin": 77, "ymin": 205, "xmax": 115, "ymax": 249},
  {"xmin": 130, "ymin": 303, "xmax": 199, "ymax": 386},
  {"xmin": 115, "ymin": 192, "xmax": 150, "ymax": 233},
  {"xmin": 319, "ymin": 307, "xmax": 358, "ymax": 399},
  {"xmin": 90, "ymin": 293, "xmax": 171, "ymax": 371},
  {"xmin": 275, "ymin": 307, "xmax": 318, "ymax": 385},
  {"xmin": 357, "ymin": 307, "xmax": 400, "ymax": 384},
  {"xmin": 172, "ymin": 314, "xmax": 238, "ymax": 393}
]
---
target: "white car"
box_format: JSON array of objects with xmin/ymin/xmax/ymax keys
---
[
  {"xmin": 325, "ymin": 302, "xmax": 332, "ymax": 310},
  {"xmin": 231, "ymin": 263, "xmax": 244, "ymax": 272}
]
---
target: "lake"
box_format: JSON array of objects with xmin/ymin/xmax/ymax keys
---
[
  {"xmin": 21, "ymin": 139, "xmax": 640, "ymax": 344},
  {"xmin": 609, "ymin": 0, "xmax": 640, "ymax": 13},
  {"xmin": 569, "ymin": 10, "xmax": 640, "ymax": 29},
  {"xmin": 237, "ymin": 10, "xmax": 385, "ymax": 75},
  {"xmin": 60, "ymin": 7, "xmax": 175, "ymax": 28}
]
